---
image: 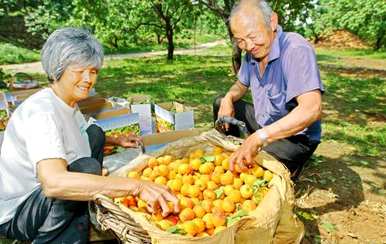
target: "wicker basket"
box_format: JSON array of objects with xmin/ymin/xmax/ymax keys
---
[{"xmin": 94, "ymin": 194, "xmax": 151, "ymax": 244}]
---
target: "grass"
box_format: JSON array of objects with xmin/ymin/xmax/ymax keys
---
[
  {"xmin": 0, "ymin": 42, "xmax": 40, "ymax": 64},
  {"xmin": 21, "ymin": 44, "xmax": 385, "ymax": 162},
  {"xmin": 316, "ymin": 47, "xmax": 386, "ymax": 60}
]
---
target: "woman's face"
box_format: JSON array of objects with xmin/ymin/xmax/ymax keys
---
[{"xmin": 56, "ymin": 64, "xmax": 98, "ymax": 105}]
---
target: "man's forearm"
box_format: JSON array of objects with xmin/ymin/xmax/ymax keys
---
[
  {"xmin": 262, "ymin": 91, "xmax": 322, "ymax": 143},
  {"xmin": 225, "ymin": 80, "xmax": 248, "ymax": 102}
]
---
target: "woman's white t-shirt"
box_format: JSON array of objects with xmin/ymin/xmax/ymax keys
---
[{"xmin": 0, "ymin": 88, "xmax": 91, "ymax": 224}]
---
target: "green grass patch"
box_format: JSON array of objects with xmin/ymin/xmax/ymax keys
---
[
  {"xmin": 316, "ymin": 47, "xmax": 386, "ymax": 60},
  {"xmin": 0, "ymin": 42, "xmax": 40, "ymax": 64}
]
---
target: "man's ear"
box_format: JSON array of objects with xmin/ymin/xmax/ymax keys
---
[{"xmin": 270, "ymin": 12, "xmax": 278, "ymax": 32}]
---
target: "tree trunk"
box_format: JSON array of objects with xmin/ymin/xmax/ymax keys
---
[
  {"xmin": 374, "ymin": 29, "xmax": 385, "ymax": 50},
  {"xmin": 156, "ymin": 32, "xmax": 163, "ymax": 44},
  {"xmin": 225, "ymin": 21, "xmax": 242, "ymax": 73},
  {"xmin": 166, "ymin": 21, "xmax": 174, "ymax": 61}
]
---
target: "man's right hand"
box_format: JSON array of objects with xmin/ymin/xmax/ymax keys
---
[{"xmin": 218, "ymin": 95, "xmax": 235, "ymax": 131}]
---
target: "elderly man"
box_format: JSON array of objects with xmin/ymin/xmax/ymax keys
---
[{"xmin": 214, "ymin": 0, "xmax": 324, "ymax": 178}]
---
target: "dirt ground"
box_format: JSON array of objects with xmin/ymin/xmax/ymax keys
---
[{"xmin": 295, "ymin": 49, "xmax": 386, "ymax": 243}]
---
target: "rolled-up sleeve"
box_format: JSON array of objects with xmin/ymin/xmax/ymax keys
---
[
  {"xmin": 24, "ymin": 113, "xmax": 67, "ymax": 176},
  {"xmin": 237, "ymin": 55, "xmax": 251, "ymax": 87},
  {"xmin": 283, "ymin": 45, "xmax": 324, "ymax": 103}
]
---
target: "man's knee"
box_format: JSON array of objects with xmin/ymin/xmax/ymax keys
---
[
  {"xmin": 68, "ymin": 157, "xmax": 102, "ymax": 175},
  {"xmin": 213, "ymin": 95, "xmax": 224, "ymax": 111}
]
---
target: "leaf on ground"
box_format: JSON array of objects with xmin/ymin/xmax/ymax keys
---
[{"xmin": 321, "ymin": 221, "xmax": 336, "ymax": 233}]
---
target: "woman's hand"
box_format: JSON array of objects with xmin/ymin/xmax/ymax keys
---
[
  {"xmin": 106, "ymin": 133, "xmax": 143, "ymax": 148},
  {"xmin": 133, "ymin": 180, "xmax": 180, "ymax": 217},
  {"xmin": 116, "ymin": 134, "xmax": 142, "ymax": 148}
]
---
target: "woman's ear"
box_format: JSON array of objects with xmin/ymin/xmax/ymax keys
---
[{"xmin": 270, "ymin": 12, "xmax": 278, "ymax": 32}]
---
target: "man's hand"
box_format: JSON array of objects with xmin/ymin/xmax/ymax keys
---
[
  {"xmin": 218, "ymin": 96, "xmax": 235, "ymax": 131},
  {"xmin": 229, "ymin": 132, "xmax": 263, "ymax": 171},
  {"xmin": 133, "ymin": 180, "xmax": 180, "ymax": 217}
]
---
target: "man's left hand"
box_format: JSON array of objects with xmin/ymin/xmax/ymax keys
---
[{"xmin": 229, "ymin": 132, "xmax": 263, "ymax": 172}]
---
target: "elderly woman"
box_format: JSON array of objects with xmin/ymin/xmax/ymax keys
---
[{"xmin": 0, "ymin": 28, "xmax": 178, "ymax": 243}]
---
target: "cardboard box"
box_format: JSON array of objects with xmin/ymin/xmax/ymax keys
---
[{"xmin": 154, "ymin": 102, "xmax": 194, "ymax": 132}]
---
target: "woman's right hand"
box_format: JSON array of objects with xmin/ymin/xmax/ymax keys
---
[{"xmin": 133, "ymin": 180, "xmax": 179, "ymax": 217}]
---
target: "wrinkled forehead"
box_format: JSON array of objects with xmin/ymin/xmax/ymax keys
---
[{"xmin": 230, "ymin": 10, "xmax": 267, "ymax": 37}]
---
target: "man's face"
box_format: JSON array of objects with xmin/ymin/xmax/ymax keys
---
[{"xmin": 231, "ymin": 12, "xmax": 275, "ymax": 60}]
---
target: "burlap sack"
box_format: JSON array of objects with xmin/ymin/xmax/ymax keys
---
[{"xmin": 107, "ymin": 129, "xmax": 304, "ymax": 244}]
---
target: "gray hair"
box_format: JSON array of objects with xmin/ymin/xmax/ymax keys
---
[
  {"xmin": 41, "ymin": 27, "xmax": 104, "ymax": 83},
  {"xmin": 230, "ymin": 0, "xmax": 273, "ymax": 26}
]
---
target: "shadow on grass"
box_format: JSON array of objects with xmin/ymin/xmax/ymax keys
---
[{"xmin": 296, "ymin": 155, "xmax": 365, "ymax": 243}]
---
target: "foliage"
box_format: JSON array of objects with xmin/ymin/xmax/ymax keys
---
[
  {"xmin": 321, "ymin": 0, "xmax": 386, "ymax": 50},
  {"xmin": 0, "ymin": 42, "xmax": 40, "ymax": 64}
]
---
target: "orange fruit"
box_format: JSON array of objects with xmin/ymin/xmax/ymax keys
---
[
  {"xmin": 195, "ymin": 178, "xmax": 207, "ymax": 191},
  {"xmin": 207, "ymin": 181, "xmax": 218, "ymax": 190},
  {"xmin": 154, "ymin": 176, "xmax": 167, "ymax": 185},
  {"xmin": 157, "ymin": 219, "xmax": 173, "ymax": 230},
  {"xmin": 252, "ymin": 166, "xmax": 264, "ymax": 178},
  {"xmin": 240, "ymin": 185, "xmax": 253, "ymax": 199},
  {"xmin": 199, "ymin": 163, "xmax": 215, "ymax": 175},
  {"xmin": 180, "ymin": 197, "xmax": 193, "ymax": 209},
  {"xmin": 179, "ymin": 208, "xmax": 195, "ymax": 222},
  {"xmin": 242, "ymin": 200, "xmax": 257, "ymax": 212},
  {"xmin": 214, "ymin": 154, "xmax": 225, "ymax": 166},
  {"xmin": 162, "ymin": 155, "xmax": 173, "ymax": 164},
  {"xmin": 228, "ymin": 189, "xmax": 242, "ymax": 203},
  {"xmin": 189, "ymin": 185, "xmax": 200, "ymax": 198},
  {"xmin": 182, "ymin": 175, "xmax": 194, "ymax": 185},
  {"xmin": 142, "ymin": 168, "xmax": 152, "ymax": 177},
  {"xmin": 127, "ymin": 171, "xmax": 139, "ymax": 178},
  {"xmin": 213, "ymin": 146, "xmax": 223, "ymax": 155},
  {"xmin": 193, "ymin": 218, "xmax": 206, "ymax": 233},
  {"xmin": 201, "ymin": 199, "xmax": 213, "ymax": 213},
  {"xmin": 158, "ymin": 165, "xmax": 169, "ymax": 177},
  {"xmin": 203, "ymin": 189, "xmax": 216, "ymax": 200},
  {"xmin": 222, "ymin": 199, "xmax": 235, "ymax": 213},
  {"xmin": 168, "ymin": 170, "xmax": 177, "ymax": 180},
  {"xmin": 193, "ymin": 205, "xmax": 206, "ymax": 218},
  {"xmin": 202, "ymin": 213, "xmax": 215, "ymax": 229},
  {"xmin": 178, "ymin": 164, "xmax": 191, "ymax": 175},
  {"xmin": 194, "ymin": 149, "xmax": 205, "ymax": 158},
  {"xmin": 212, "ymin": 199, "xmax": 223, "ymax": 209},
  {"xmin": 243, "ymin": 174, "xmax": 257, "ymax": 186},
  {"xmin": 224, "ymin": 185, "xmax": 234, "ymax": 196},
  {"xmin": 233, "ymin": 178, "xmax": 243, "ymax": 189},
  {"xmin": 181, "ymin": 184, "xmax": 191, "ymax": 196},
  {"xmin": 212, "ymin": 211, "xmax": 226, "ymax": 227},
  {"xmin": 220, "ymin": 171, "xmax": 234, "ymax": 185},
  {"xmin": 190, "ymin": 158, "xmax": 202, "ymax": 170},
  {"xmin": 214, "ymin": 165, "xmax": 225, "ymax": 174},
  {"xmin": 221, "ymin": 158, "xmax": 230, "ymax": 170},
  {"xmin": 182, "ymin": 221, "xmax": 198, "ymax": 236},
  {"xmin": 148, "ymin": 157, "xmax": 159, "ymax": 167},
  {"xmin": 264, "ymin": 170, "xmax": 273, "ymax": 182},
  {"xmin": 169, "ymin": 178, "xmax": 183, "ymax": 192},
  {"xmin": 211, "ymin": 173, "xmax": 221, "ymax": 184}
]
